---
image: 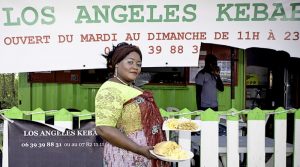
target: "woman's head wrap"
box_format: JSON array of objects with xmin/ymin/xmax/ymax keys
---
[{"xmin": 102, "ymin": 42, "xmax": 142, "ymax": 72}]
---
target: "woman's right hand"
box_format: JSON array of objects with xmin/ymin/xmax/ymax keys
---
[{"xmin": 136, "ymin": 145, "xmax": 157, "ymax": 159}]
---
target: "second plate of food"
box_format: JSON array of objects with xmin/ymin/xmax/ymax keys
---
[{"xmin": 162, "ymin": 118, "xmax": 201, "ymax": 132}]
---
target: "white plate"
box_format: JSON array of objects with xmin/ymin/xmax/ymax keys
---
[
  {"xmin": 149, "ymin": 150, "xmax": 194, "ymax": 162},
  {"xmin": 162, "ymin": 119, "xmax": 201, "ymax": 132}
]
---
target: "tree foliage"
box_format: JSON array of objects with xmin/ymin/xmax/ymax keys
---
[{"xmin": 0, "ymin": 74, "xmax": 18, "ymax": 109}]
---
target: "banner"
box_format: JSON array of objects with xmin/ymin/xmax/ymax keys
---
[
  {"xmin": 3, "ymin": 119, "xmax": 103, "ymax": 167},
  {"xmin": 0, "ymin": 1, "xmax": 299, "ymax": 73}
]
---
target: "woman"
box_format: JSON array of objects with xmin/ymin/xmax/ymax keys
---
[
  {"xmin": 95, "ymin": 42, "xmax": 169, "ymax": 167},
  {"xmin": 195, "ymin": 54, "xmax": 224, "ymax": 111}
]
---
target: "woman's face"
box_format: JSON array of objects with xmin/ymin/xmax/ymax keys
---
[{"xmin": 116, "ymin": 51, "xmax": 142, "ymax": 82}]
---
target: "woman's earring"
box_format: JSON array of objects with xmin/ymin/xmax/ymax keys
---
[{"xmin": 114, "ymin": 67, "xmax": 118, "ymax": 77}]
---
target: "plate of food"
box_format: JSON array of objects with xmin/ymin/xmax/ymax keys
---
[
  {"xmin": 150, "ymin": 141, "xmax": 194, "ymax": 162},
  {"xmin": 163, "ymin": 118, "xmax": 201, "ymax": 132}
]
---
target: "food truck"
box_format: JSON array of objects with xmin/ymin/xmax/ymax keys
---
[
  {"xmin": 16, "ymin": 44, "xmax": 299, "ymax": 113},
  {"xmin": 17, "ymin": 43, "xmax": 244, "ymax": 112}
]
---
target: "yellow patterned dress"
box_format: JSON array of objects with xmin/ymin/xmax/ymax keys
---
[{"xmin": 95, "ymin": 81, "xmax": 167, "ymax": 167}]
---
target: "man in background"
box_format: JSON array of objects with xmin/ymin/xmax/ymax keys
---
[{"xmin": 195, "ymin": 54, "xmax": 224, "ymax": 111}]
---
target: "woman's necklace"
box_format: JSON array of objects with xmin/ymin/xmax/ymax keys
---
[{"xmin": 114, "ymin": 76, "xmax": 133, "ymax": 87}]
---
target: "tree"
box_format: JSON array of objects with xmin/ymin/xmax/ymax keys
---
[{"xmin": 0, "ymin": 73, "xmax": 18, "ymax": 109}]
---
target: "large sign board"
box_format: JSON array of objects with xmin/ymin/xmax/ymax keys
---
[
  {"xmin": 2, "ymin": 119, "xmax": 103, "ymax": 167},
  {"xmin": 0, "ymin": 1, "xmax": 299, "ymax": 73}
]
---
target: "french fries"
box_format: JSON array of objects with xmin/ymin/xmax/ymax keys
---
[
  {"xmin": 166, "ymin": 118, "xmax": 198, "ymax": 131},
  {"xmin": 153, "ymin": 141, "xmax": 188, "ymax": 159}
]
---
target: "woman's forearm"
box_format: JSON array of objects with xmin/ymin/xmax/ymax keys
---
[
  {"xmin": 96, "ymin": 126, "xmax": 155, "ymax": 159},
  {"xmin": 96, "ymin": 126, "xmax": 141, "ymax": 153}
]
